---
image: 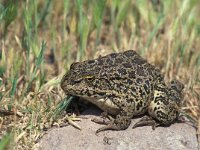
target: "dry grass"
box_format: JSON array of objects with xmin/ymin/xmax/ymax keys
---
[{"xmin": 0, "ymin": 0, "xmax": 200, "ymax": 149}]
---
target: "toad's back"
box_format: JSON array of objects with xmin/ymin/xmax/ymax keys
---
[{"xmin": 70, "ymin": 50, "xmax": 159, "ymax": 80}]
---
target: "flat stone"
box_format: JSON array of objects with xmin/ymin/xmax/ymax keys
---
[{"xmin": 38, "ymin": 107, "xmax": 198, "ymax": 150}]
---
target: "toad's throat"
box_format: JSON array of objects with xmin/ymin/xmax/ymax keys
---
[{"xmin": 80, "ymin": 96, "xmax": 120, "ymax": 115}]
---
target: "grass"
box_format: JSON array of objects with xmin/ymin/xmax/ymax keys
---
[{"xmin": 0, "ymin": 0, "xmax": 200, "ymax": 149}]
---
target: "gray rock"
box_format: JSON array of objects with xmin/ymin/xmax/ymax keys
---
[{"xmin": 39, "ymin": 107, "xmax": 198, "ymax": 150}]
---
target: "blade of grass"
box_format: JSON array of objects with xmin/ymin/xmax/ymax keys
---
[
  {"xmin": 93, "ymin": 0, "xmax": 106, "ymax": 46},
  {"xmin": 0, "ymin": 43, "xmax": 6, "ymax": 77},
  {"xmin": 0, "ymin": 3, "xmax": 5, "ymax": 21},
  {"xmin": 25, "ymin": 41, "xmax": 46, "ymax": 95},
  {"xmin": 23, "ymin": 1, "xmax": 33, "ymax": 77},
  {"xmin": 9, "ymin": 76, "xmax": 17, "ymax": 97},
  {"xmin": 38, "ymin": 0, "xmax": 52, "ymax": 26},
  {"xmin": 0, "ymin": 133, "xmax": 13, "ymax": 150},
  {"xmin": 76, "ymin": 0, "xmax": 90, "ymax": 61},
  {"xmin": 145, "ymin": 13, "xmax": 165, "ymax": 50},
  {"xmin": 76, "ymin": 0, "xmax": 83, "ymax": 61},
  {"xmin": 115, "ymin": 0, "xmax": 131, "ymax": 48},
  {"xmin": 53, "ymin": 96, "xmax": 75, "ymax": 119},
  {"xmin": 2, "ymin": 0, "xmax": 18, "ymax": 38},
  {"xmin": 116, "ymin": 0, "xmax": 131, "ymax": 27}
]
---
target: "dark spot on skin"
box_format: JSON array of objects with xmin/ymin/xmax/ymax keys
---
[
  {"xmin": 94, "ymin": 80, "xmax": 100, "ymax": 85},
  {"xmin": 138, "ymin": 88, "xmax": 143, "ymax": 95},
  {"xmin": 162, "ymin": 99, "xmax": 169, "ymax": 105},
  {"xmin": 169, "ymin": 106, "xmax": 175, "ymax": 112},
  {"xmin": 113, "ymin": 72, "xmax": 119, "ymax": 77},
  {"xmin": 118, "ymin": 68, "xmax": 127, "ymax": 75},
  {"xmin": 143, "ymin": 84, "xmax": 150, "ymax": 93},
  {"xmin": 127, "ymin": 98, "xmax": 133, "ymax": 103},
  {"xmin": 136, "ymin": 78, "xmax": 143, "ymax": 84},
  {"xmin": 86, "ymin": 92, "xmax": 92, "ymax": 96},
  {"xmin": 154, "ymin": 107, "xmax": 158, "ymax": 111},
  {"xmin": 141, "ymin": 106, "xmax": 147, "ymax": 113},
  {"xmin": 147, "ymin": 67, "xmax": 154, "ymax": 76},
  {"xmin": 136, "ymin": 101, "xmax": 143, "ymax": 111},
  {"xmin": 132, "ymin": 56, "xmax": 146, "ymax": 64},
  {"xmin": 110, "ymin": 53, "xmax": 117, "ymax": 58},
  {"xmin": 70, "ymin": 62, "xmax": 79, "ymax": 69},
  {"xmin": 136, "ymin": 67, "xmax": 145, "ymax": 76},
  {"xmin": 97, "ymin": 59, "xmax": 104, "ymax": 65},
  {"xmin": 142, "ymin": 91, "xmax": 146, "ymax": 98},
  {"xmin": 106, "ymin": 58, "xmax": 114, "ymax": 66},
  {"xmin": 92, "ymin": 95, "xmax": 98, "ymax": 98},
  {"xmin": 124, "ymin": 88, "xmax": 128, "ymax": 93},
  {"xmin": 131, "ymin": 87, "xmax": 136, "ymax": 93},
  {"xmin": 88, "ymin": 60, "xmax": 95, "ymax": 64},
  {"xmin": 115, "ymin": 57, "xmax": 124, "ymax": 63},
  {"xmin": 128, "ymin": 71, "xmax": 136, "ymax": 78},
  {"xmin": 149, "ymin": 77, "xmax": 153, "ymax": 82},
  {"xmin": 123, "ymin": 63, "xmax": 132, "ymax": 68},
  {"xmin": 156, "ymin": 86, "xmax": 166, "ymax": 92},
  {"xmin": 98, "ymin": 92, "xmax": 105, "ymax": 96},
  {"xmin": 127, "ymin": 79, "xmax": 133, "ymax": 85},
  {"xmin": 100, "ymin": 71, "xmax": 106, "ymax": 76},
  {"xmin": 123, "ymin": 50, "xmax": 136, "ymax": 57},
  {"xmin": 154, "ymin": 97, "xmax": 164, "ymax": 103},
  {"xmin": 116, "ymin": 84, "xmax": 121, "ymax": 89},
  {"xmin": 73, "ymin": 79, "xmax": 81, "ymax": 84},
  {"xmin": 145, "ymin": 80, "xmax": 150, "ymax": 87}
]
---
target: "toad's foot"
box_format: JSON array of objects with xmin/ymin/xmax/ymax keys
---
[
  {"xmin": 92, "ymin": 114, "xmax": 131, "ymax": 133},
  {"xmin": 91, "ymin": 112, "xmax": 114, "ymax": 128},
  {"xmin": 100, "ymin": 112, "xmax": 114, "ymax": 121},
  {"xmin": 92, "ymin": 117, "xmax": 112, "ymax": 125},
  {"xmin": 132, "ymin": 116, "xmax": 160, "ymax": 130}
]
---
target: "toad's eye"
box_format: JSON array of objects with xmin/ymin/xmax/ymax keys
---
[{"xmin": 84, "ymin": 75, "xmax": 95, "ymax": 82}]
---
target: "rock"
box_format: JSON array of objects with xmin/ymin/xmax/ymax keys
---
[{"xmin": 38, "ymin": 107, "xmax": 198, "ymax": 150}]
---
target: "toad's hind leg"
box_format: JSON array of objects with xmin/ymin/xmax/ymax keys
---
[
  {"xmin": 92, "ymin": 114, "xmax": 131, "ymax": 133},
  {"xmin": 132, "ymin": 116, "xmax": 160, "ymax": 130}
]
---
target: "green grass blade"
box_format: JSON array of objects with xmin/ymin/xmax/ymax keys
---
[
  {"xmin": 53, "ymin": 96, "xmax": 75, "ymax": 119},
  {"xmin": 0, "ymin": 133, "xmax": 13, "ymax": 150},
  {"xmin": 93, "ymin": 0, "xmax": 106, "ymax": 46},
  {"xmin": 116, "ymin": 0, "xmax": 131, "ymax": 27},
  {"xmin": 25, "ymin": 41, "xmax": 46, "ymax": 94},
  {"xmin": 38, "ymin": 0, "xmax": 52, "ymax": 26},
  {"xmin": 9, "ymin": 76, "xmax": 17, "ymax": 97},
  {"xmin": 145, "ymin": 13, "xmax": 165, "ymax": 50},
  {"xmin": 76, "ymin": 0, "xmax": 90, "ymax": 61},
  {"xmin": 2, "ymin": 0, "xmax": 18, "ymax": 37}
]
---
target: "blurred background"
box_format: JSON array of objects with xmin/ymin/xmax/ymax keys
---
[{"xmin": 0, "ymin": 0, "xmax": 200, "ymax": 149}]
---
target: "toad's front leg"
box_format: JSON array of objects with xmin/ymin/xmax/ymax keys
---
[{"xmin": 92, "ymin": 113, "xmax": 131, "ymax": 133}]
